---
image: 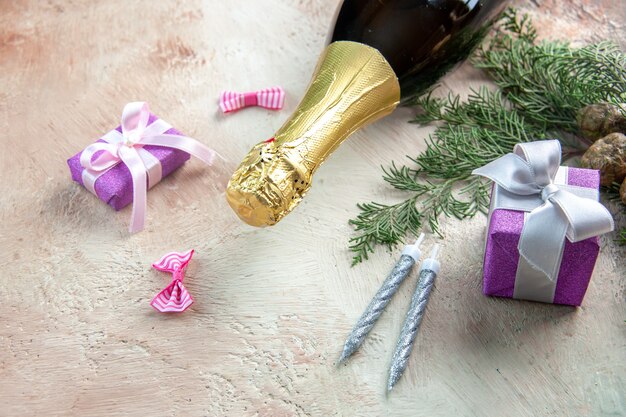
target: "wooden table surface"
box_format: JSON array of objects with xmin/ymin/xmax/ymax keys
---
[{"xmin": 1, "ymin": 1, "xmax": 624, "ymax": 416}]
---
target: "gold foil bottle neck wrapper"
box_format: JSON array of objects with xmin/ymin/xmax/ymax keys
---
[{"xmin": 226, "ymin": 41, "xmax": 400, "ymax": 227}]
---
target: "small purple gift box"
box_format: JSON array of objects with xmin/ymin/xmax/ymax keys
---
[
  {"xmin": 67, "ymin": 113, "xmax": 190, "ymax": 211},
  {"xmin": 67, "ymin": 102, "xmax": 215, "ymax": 232},
  {"xmin": 473, "ymin": 140, "xmax": 614, "ymax": 306},
  {"xmin": 483, "ymin": 167, "xmax": 600, "ymax": 306}
]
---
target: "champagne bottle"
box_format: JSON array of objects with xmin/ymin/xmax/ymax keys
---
[{"xmin": 227, "ymin": 0, "xmax": 507, "ymax": 227}]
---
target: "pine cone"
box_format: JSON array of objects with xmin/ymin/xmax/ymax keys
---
[
  {"xmin": 577, "ymin": 103, "xmax": 626, "ymax": 141},
  {"xmin": 580, "ymin": 132, "xmax": 626, "ymax": 186}
]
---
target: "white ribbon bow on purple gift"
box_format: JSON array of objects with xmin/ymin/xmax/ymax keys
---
[
  {"xmin": 80, "ymin": 102, "xmax": 217, "ymax": 233},
  {"xmin": 472, "ymin": 140, "xmax": 614, "ymax": 302}
]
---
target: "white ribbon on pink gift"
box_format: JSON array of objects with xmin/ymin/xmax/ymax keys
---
[{"xmin": 80, "ymin": 102, "xmax": 216, "ymax": 233}]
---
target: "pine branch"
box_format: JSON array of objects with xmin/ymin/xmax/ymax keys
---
[
  {"xmin": 474, "ymin": 11, "xmax": 626, "ymax": 134},
  {"xmin": 348, "ymin": 8, "xmax": 626, "ymax": 264},
  {"xmin": 349, "ymin": 196, "xmax": 421, "ymax": 265}
]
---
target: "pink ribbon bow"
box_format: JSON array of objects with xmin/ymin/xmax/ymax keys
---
[
  {"xmin": 80, "ymin": 102, "xmax": 216, "ymax": 233},
  {"xmin": 151, "ymin": 250, "xmax": 195, "ymax": 313},
  {"xmin": 219, "ymin": 86, "xmax": 285, "ymax": 113}
]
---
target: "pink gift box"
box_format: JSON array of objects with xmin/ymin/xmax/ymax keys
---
[
  {"xmin": 482, "ymin": 166, "xmax": 601, "ymax": 306},
  {"xmin": 67, "ymin": 113, "xmax": 190, "ymax": 211}
]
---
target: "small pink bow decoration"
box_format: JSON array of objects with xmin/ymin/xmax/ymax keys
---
[
  {"xmin": 219, "ymin": 86, "xmax": 285, "ymax": 113},
  {"xmin": 151, "ymin": 250, "xmax": 195, "ymax": 313},
  {"xmin": 80, "ymin": 102, "xmax": 217, "ymax": 233}
]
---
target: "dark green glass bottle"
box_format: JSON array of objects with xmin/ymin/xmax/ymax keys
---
[{"xmin": 331, "ymin": 0, "xmax": 508, "ymax": 102}]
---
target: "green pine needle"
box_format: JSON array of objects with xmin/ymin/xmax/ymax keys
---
[
  {"xmin": 475, "ymin": 8, "xmax": 626, "ymax": 133},
  {"xmin": 349, "ymin": 8, "xmax": 626, "ymax": 264}
]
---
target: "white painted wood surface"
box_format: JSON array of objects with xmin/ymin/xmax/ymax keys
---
[{"xmin": 1, "ymin": 1, "xmax": 624, "ymax": 416}]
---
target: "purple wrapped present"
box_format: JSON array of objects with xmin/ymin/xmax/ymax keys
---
[
  {"xmin": 67, "ymin": 102, "xmax": 216, "ymax": 232},
  {"xmin": 68, "ymin": 114, "xmax": 190, "ymax": 211},
  {"xmin": 473, "ymin": 140, "xmax": 614, "ymax": 306}
]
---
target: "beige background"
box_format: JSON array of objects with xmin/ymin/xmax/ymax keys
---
[{"xmin": 1, "ymin": 1, "xmax": 624, "ymax": 416}]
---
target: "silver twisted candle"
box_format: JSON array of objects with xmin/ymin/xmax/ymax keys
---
[
  {"xmin": 387, "ymin": 244, "xmax": 441, "ymax": 392},
  {"xmin": 338, "ymin": 233, "xmax": 425, "ymax": 364}
]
